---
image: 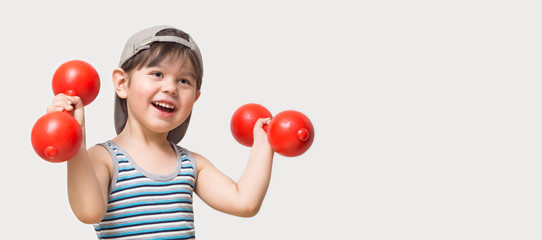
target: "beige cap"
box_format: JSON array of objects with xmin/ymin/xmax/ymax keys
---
[{"xmin": 114, "ymin": 25, "xmax": 203, "ymax": 143}]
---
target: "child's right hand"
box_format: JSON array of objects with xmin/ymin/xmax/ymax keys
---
[
  {"xmin": 252, "ymin": 117, "xmax": 273, "ymax": 150},
  {"xmin": 47, "ymin": 93, "xmax": 86, "ymax": 130}
]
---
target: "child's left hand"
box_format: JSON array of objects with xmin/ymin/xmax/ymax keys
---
[{"xmin": 252, "ymin": 118, "xmax": 272, "ymax": 148}]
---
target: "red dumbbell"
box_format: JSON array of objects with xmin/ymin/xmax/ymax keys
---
[
  {"xmin": 31, "ymin": 60, "xmax": 100, "ymax": 163},
  {"xmin": 230, "ymin": 103, "xmax": 314, "ymax": 157}
]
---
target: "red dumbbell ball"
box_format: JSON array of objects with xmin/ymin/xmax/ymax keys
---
[
  {"xmin": 267, "ymin": 110, "xmax": 314, "ymax": 157},
  {"xmin": 52, "ymin": 60, "xmax": 100, "ymax": 105},
  {"xmin": 31, "ymin": 111, "xmax": 83, "ymax": 163},
  {"xmin": 230, "ymin": 103, "xmax": 273, "ymax": 147}
]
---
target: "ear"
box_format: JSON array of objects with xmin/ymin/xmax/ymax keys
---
[
  {"xmin": 195, "ymin": 90, "xmax": 201, "ymax": 102},
  {"xmin": 112, "ymin": 68, "xmax": 129, "ymax": 99}
]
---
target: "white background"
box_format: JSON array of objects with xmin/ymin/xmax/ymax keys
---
[{"xmin": 1, "ymin": 0, "xmax": 541, "ymax": 239}]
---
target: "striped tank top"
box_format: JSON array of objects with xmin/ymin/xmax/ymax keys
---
[{"xmin": 94, "ymin": 141, "xmax": 197, "ymax": 239}]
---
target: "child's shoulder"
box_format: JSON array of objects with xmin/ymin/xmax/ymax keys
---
[
  {"xmin": 175, "ymin": 145, "xmax": 202, "ymax": 163},
  {"xmin": 89, "ymin": 143, "xmax": 111, "ymax": 158},
  {"xmin": 185, "ymin": 150, "xmax": 212, "ymax": 172},
  {"xmin": 88, "ymin": 143, "xmax": 114, "ymax": 169}
]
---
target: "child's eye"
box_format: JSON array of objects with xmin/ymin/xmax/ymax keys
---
[
  {"xmin": 178, "ymin": 79, "xmax": 191, "ymax": 85},
  {"xmin": 151, "ymin": 72, "xmax": 163, "ymax": 78}
]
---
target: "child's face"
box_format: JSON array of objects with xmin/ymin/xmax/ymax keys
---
[{"xmin": 124, "ymin": 58, "xmax": 200, "ymax": 135}]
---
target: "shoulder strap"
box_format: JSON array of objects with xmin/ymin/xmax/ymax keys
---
[
  {"xmin": 175, "ymin": 145, "xmax": 198, "ymax": 181},
  {"xmin": 96, "ymin": 141, "xmax": 120, "ymax": 195}
]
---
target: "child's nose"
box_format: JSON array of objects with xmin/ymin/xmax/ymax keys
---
[{"xmin": 161, "ymin": 80, "xmax": 178, "ymax": 95}]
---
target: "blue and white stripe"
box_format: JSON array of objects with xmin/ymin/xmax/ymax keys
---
[{"xmin": 94, "ymin": 141, "xmax": 197, "ymax": 239}]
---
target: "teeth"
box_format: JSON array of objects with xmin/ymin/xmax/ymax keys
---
[{"xmin": 154, "ymin": 102, "xmax": 175, "ymax": 109}]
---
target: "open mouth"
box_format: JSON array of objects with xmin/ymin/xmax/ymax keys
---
[{"xmin": 152, "ymin": 101, "xmax": 176, "ymax": 113}]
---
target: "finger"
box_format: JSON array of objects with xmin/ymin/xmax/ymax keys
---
[
  {"xmin": 70, "ymin": 96, "xmax": 83, "ymax": 108},
  {"xmin": 255, "ymin": 118, "xmax": 266, "ymax": 127},
  {"xmin": 51, "ymin": 94, "xmax": 70, "ymax": 105},
  {"xmin": 46, "ymin": 105, "xmax": 61, "ymax": 113},
  {"xmin": 48, "ymin": 94, "xmax": 81, "ymax": 113},
  {"xmin": 258, "ymin": 117, "xmax": 271, "ymax": 126},
  {"xmin": 51, "ymin": 98, "xmax": 74, "ymax": 111},
  {"xmin": 254, "ymin": 118, "xmax": 271, "ymax": 132}
]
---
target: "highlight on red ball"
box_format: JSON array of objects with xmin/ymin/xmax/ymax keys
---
[
  {"xmin": 31, "ymin": 60, "xmax": 101, "ymax": 163},
  {"xmin": 230, "ymin": 103, "xmax": 314, "ymax": 157}
]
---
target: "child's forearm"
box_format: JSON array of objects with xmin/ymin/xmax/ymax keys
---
[
  {"xmin": 235, "ymin": 139, "xmax": 275, "ymax": 215},
  {"xmin": 194, "ymin": 119, "xmax": 274, "ymax": 217},
  {"xmin": 67, "ymin": 146, "xmax": 108, "ymax": 224}
]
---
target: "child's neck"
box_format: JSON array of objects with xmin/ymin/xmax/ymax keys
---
[
  {"xmin": 113, "ymin": 132, "xmax": 179, "ymax": 176},
  {"xmin": 116, "ymin": 121, "xmax": 171, "ymax": 146},
  {"xmin": 115, "ymin": 131, "xmax": 169, "ymax": 149}
]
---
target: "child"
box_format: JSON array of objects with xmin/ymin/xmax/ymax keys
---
[{"xmin": 48, "ymin": 25, "xmax": 275, "ymax": 239}]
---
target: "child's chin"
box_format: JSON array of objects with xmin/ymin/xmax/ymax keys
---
[{"xmin": 147, "ymin": 123, "xmax": 178, "ymax": 135}]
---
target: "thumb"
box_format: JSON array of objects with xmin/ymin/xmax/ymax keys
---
[{"xmin": 68, "ymin": 96, "xmax": 85, "ymax": 128}]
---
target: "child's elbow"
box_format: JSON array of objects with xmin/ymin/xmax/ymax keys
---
[
  {"xmin": 76, "ymin": 212, "xmax": 104, "ymax": 224},
  {"xmin": 77, "ymin": 215, "xmax": 103, "ymax": 225},
  {"xmin": 237, "ymin": 203, "xmax": 262, "ymax": 218},
  {"xmin": 73, "ymin": 207, "xmax": 106, "ymax": 224}
]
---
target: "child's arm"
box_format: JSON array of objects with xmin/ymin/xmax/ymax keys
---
[
  {"xmin": 48, "ymin": 94, "xmax": 111, "ymax": 224},
  {"xmin": 194, "ymin": 118, "xmax": 274, "ymax": 217}
]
